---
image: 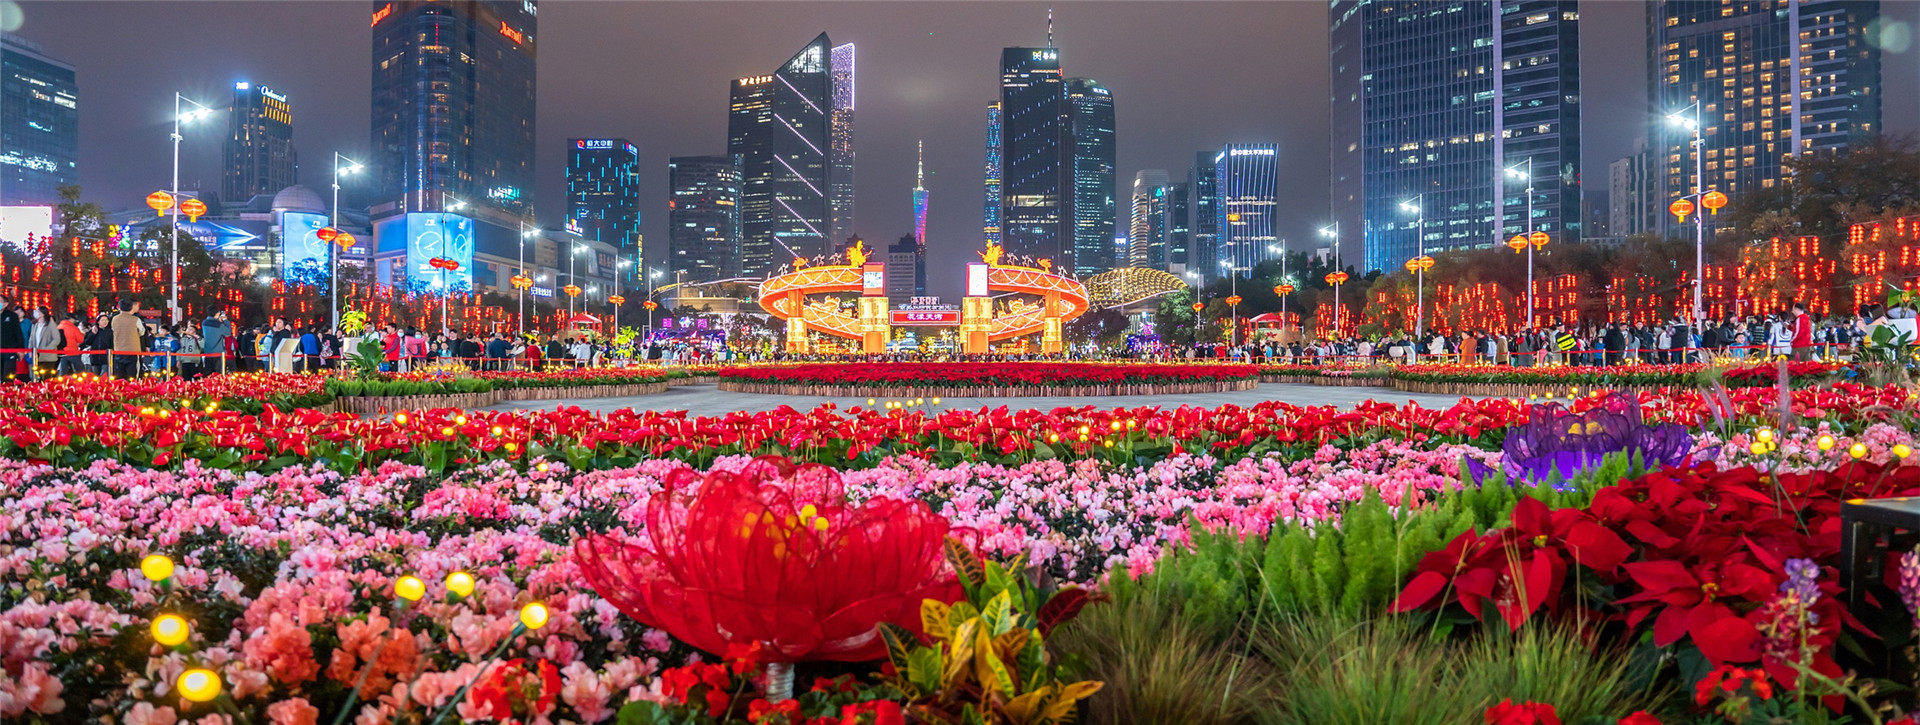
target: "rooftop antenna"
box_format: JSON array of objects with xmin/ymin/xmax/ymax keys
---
[
  {"xmin": 915, "ymin": 140, "xmax": 925, "ymax": 190},
  {"xmin": 1047, "ymin": 7, "xmax": 1054, "ymax": 47}
]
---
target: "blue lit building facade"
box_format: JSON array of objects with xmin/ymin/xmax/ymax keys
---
[
  {"xmin": 1067, "ymin": 77, "xmax": 1116, "ymax": 276},
  {"xmin": 729, "ymin": 75, "xmax": 776, "ymax": 275},
  {"xmin": 224, "ymin": 82, "xmax": 296, "ymax": 206},
  {"xmin": 1189, "ymin": 153, "xmax": 1218, "ymax": 282},
  {"xmin": 830, "ymin": 42, "xmax": 857, "ymax": 246},
  {"xmin": 668, "ymin": 155, "xmax": 740, "ymax": 281},
  {"xmin": 729, "ymin": 33, "xmax": 848, "ymax": 276},
  {"xmin": 1215, "ymin": 144, "xmax": 1278, "ymax": 277},
  {"xmin": 1166, "ymin": 181, "xmax": 1192, "ymax": 277},
  {"xmin": 1128, "ymin": 170, "xmax": 1169, "ymax": 270},
  {"xmin": 982, "ymin": 102, "xmax": 1002, "ymax": 247},
  {"xmin": 370, "ymin": 0, "xmax": 537, "ymax": 219},
  {"xmin": 998, "ymin": 46, "xmax": 1069, "ymax": 265},
  {"xmin": 1330, "ymin": 0, "xmax": 1582, "ymax": 273},
  {"xmin": 567, "ymin": 138, "xmax": 639, "ymax": 250},
  {"xmin": 0, "ymin": 33, "xmax": 77, "ymax": 207}
]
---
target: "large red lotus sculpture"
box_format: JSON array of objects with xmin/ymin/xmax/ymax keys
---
[{"xmin": 575, "ymin": 456, "xmax": 958, "ymax": 662}]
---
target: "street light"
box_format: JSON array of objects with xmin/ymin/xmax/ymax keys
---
[
  {"xmin": 1502, "ymin": 158, "xmax": 1539, "ymax": 329},
  {"xmin": 167, "ymin": 93, "xmax": 216, "ymax": 324},
  {"xmin": 1319, "ymin": 223, "xmax": 1342, "ymax": 338},
  {"xmin": 1400, "ymin": 195, "xmax": 1425, "ymax": 362},
  {"xmin": 612, "ymin": 258, "xmax": 633, "ymax": 333},
  {"xmin": 514, "ymin": 224, "xmax": 538, "ymax": 333},
  {"xmin": 568, "ymin": 239, "xmax": 588, "ymax": 319},
  {"xmin": 1668, "ymin": 101, "xmax": 1707, "ymax": 330},
  {"xmin": 329, "ymin": 152, "xmax": 364, "ymax": 331}
]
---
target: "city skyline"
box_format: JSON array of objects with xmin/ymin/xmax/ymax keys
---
[{"xmin": 6, "ymin": 2, "xmax": 1918, "ymax": 298}]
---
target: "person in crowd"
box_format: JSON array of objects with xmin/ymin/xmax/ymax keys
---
[
  {"xmin": 29, "ymin": 306, "xmax": 59, "ymax": 380},
  {"xmin": 486, "ymin": 332, "xmax": 510, "ymax": 371},
  {"xmin": 200, "ymin": 311, "xmax": 232, "ymax": 374},
  {"xmin": 149, "ymin": 324, "xmax": 178, "ymax": 375},
  {"xmin": 0, "ymin": 295, "xmax": 23, "ymax": 381},
  {"xmin": 177, "ymin": 325, "xmax": 203, "ymax": 378},
  {"xmin": 381, "ymin": 324, "xmax": 404, "ymax": 372},
  {"xmin": 299, "ymin": 326, "xmax": 320, "ymax": 372},
  {"xmin": 55, "ymin": 312, "xmax": 84, "ymax": 376},
  {"xmin": 1791, "ymin": 301, "xmax": 1815, "ymax": 361},
  {"xmin": 109, "ymin": 300, "xmax": 143, "ymax": 379}
]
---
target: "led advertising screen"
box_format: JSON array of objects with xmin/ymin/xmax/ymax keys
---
[
  {"xmin": 402, "ymin": 213, "xmax": 474, "ymax": 292},
  {"xmin": 0, "ymin": 206, "xmax": 53, "ymax": 250},
  {"xmin": 279, "ymin": 212, "xmax": 331, "ymax": 286}
]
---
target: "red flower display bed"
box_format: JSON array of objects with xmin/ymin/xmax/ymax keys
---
[{"xmin": 716, "ymin": 362, "xmax": 1261, "ymax": 397}]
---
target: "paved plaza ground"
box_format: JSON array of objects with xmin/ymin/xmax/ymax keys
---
[{"xmin": 483, "ymin": 381, "xmax": 1480, "ymax": 416}]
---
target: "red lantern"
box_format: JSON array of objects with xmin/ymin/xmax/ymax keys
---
[
  {"xmin": 1326, "ymin": 271, "xmax": 1349, "ymax": 286},
  {"xmin": 146, "ymin": 191, "xmax": 174, "ymax": 216},
  {"xmin": 1529, "ymin": 231, "xmax": 1550, "ymax": 249},
  {"xmin": 316, "ymin": 227, "xmax": 340, "ymax": 243},
  {"xmin": 643, "ymin": 300, "xmax": 658, "ymax": 311},
  {"xmin": 1507, "ymin": 234, "xmax": 1529, "ymax": 253},
  {"xmin": 563, "ymin": 284, "xmax": 582, "ymax": 297},
  {"xmin": 1191, "ymin": 302, "xmax": 1204, "ymax": 313},
  {"xmin": 179, "ymin": 198, "xmax": 207, "ymax": 222},
  {"xmin": 333, "ymin": 232, "xmax": 357, "ymax": 249},
  {"xmin": 1702, "ymin": 190, "xmax": 1728, "ymax": 214},
  {"xmin": 509, "ymin": 274, "xmax": 533, "ymax": 290},
  {"xmin": 607, "ymin": 294, "xmax": 625, "ymax": 305},
  {"xmin": 1225, "ymin": 295, "xmax": 1243, "ymax": 307},
  {"xmin": 1275, "ymin": 284, "xmax": 1295, "ymax": 295},
  {"xmin": 1670, "ymin": 198, "xmax": 1694, "ymax": 222}
]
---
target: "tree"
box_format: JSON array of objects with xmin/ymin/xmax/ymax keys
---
[
  {"xmin": 1064, "ymin": 307, "xmax": 1128, "ymax": 347},
  {"xmin": 1721, "ymin": 134, "xmax": 1920, "ymax": 246}
]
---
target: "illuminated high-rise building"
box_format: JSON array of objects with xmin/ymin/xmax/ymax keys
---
[
  {"xmin": 830, "ymin": 42, "xmax": 856, "ymax": 247},
  {"xmin": 1189, "ymin": 152, "xmax": 1219, "ymax": 281},
  {"xmin": 1, "ymin": 33, "xmax": 78, "ymax": 207},
  {"xmin": 567, "ymin": 138, "xmax": 638, "ymax": 249},
  {"xmin": 1215, "ymin": 144, "xmax": 1278, "ymax": 276},
  {"xmin": 668, "ymin": 155, "xmax": 741, "ymax": 281},
  {"xmin": 998, "ymin": 45, "xmax": 1068, "ymax": 265},
  {"xmin": 1330, "ymin": 0, "xmax": 1582, "ymax": 273},
  {"xmin": 224, "ymin": 81, "xmax": 296, "ymax": 205},
  {"xmin": 1129, "ymin": 170, "xmax": 1169, "ymax": 270},
  {"xmin": 1166, "ymin": 181, "xmax": 1192, "ymax": 276},
  {"xmin": 983, "ymin": 102, "xmax": 1003, "ymax": 246},
  {"xmin": 1067, "ymin": 77, "xmax": 1116, "ymax": 276},
  {"xmin": 729, "ymin": 33, "xmax": 847, "ymax": 276},
  {"xmin": 370, "ymin": 0, "xmax": 537, "ymax": 218},
  {"xmin": 1650, "ymin": 0, "xmax": 1880, "ymax": 235}
]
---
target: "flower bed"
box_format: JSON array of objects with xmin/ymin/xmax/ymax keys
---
[
  {"xmin": 1388, "ymin": 361, "xmax": 1844, "ymax": 396},
  {"xmin": 717, "ymin": 362, "xmax": 1261, "ymax": 397},
  {"xmin": 0, "ymin": 372, "xmax": 330, "ymax": 414}
]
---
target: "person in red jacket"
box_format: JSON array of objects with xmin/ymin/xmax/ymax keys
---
[
  {"xmin": 55, "ymin": 313, "xmax": 84, "ymax": 376},
  {"xmin": 1791, "ymin": 301, "xmax": 1814, "ymax": 361}
]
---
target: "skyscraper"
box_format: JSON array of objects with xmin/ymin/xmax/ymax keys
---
[
  {"xmin": 567, "ymin": 139, "xmax": 639, "ymax": 249},
  {"xmin": 1329, "ymin": 0, "xmax": 1581, "ymax": 273},
  {"xmin": 1129, "ymin": 170, "xmax": 1169, "ymax": 270},
  {"xmin": 223, "ymin": 82, "xmax": 296, "ymax": 205},
  {"xmin": 730, "ymin": 33, "xmax": 848, "ymax": 277},
  {"xmin": 1067, "ymin": 77, "xmax": 1116, "ymax": 276},
  {"xmin": 1215, "ymin": 144, "xmax": 1279, "ymax": 276},
  {"xmin": 830, "ymin": 42, "xmax": 857, "ymax": 247},
  {"xmin": 668, "ymin": 155, "xmax": 741, "ymax": 281},
  {"xmin": 1166, "ymin": 181, "xmax": 1192, "ymax": 276},
  {"xmin": 0, "ymin": 33, "xmax": 77, "ymax": 207},
  {"xmin": 998, "ymin": 45, "xmax": 1068, "ymax": 265},
  {"xmin": 1190, "ymin": 152, "xmax": 1219, "ymax": 281},
  {"xmin": 370, "ymin": 0, "xmax": 537, "ymax": 218},
  {"xmin": 729, "ymin": 74, "xmax": 775, "ymax": 274},
  {"xmin": 886, "ymin": 233, "xmax": 924, "ymax": 304},
  {"xmin": 983, "ymin": 103, "xmax": 1003, "ymax": 247},
  {"xmin": 1649, "ymin": 0, "xmax": 1881, "ymax": 235},
  {"xmin": 911, "ymin": 141, "xmax": 928, "ymax": 249}
]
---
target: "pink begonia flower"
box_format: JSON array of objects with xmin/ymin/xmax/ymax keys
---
[
  {"xmin": 240, "ymin": 612, "xmax": 320, "ymax": 685},
  {"xmin": 265, "ymin": 698, "xmax": 320, "ymax": 725},
  {"xmin": 560, "ymin": 661, "xmax": 615, "ymax": 723},
  {"xmin": 124, "ymin": 703, "xmax": 179, "ymax": 725},
  {"xmin": 0, "ymin": 662, "xmax": 65, "ymax": 716}
]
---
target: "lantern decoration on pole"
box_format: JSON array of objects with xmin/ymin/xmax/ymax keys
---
[
  {"xmin": 563, "ymin": 284, "xmax": 583, "ymax": 298},
  {"xmin": 179, "ymin": 198, "xmax": 206, "ymax": 223},
  {"xmin": 1669, "ymin": 198, "xmax": 1695, "ymax": 222},
  {"xmin": 1274, "ymin": 283, "xmax": 1294, "ymax": 296},
  {"xmin": 1507, "ymin": 234, "xmax": 1530, "ymax": 253},
  {"xmin": 1225, "ymin": 295, "xmax": 1242, "ymax": 307},
  {"xmin": 1325, "ymin": 271, "xmax": 1348, "ymax": 286},
  {"xmin": 643, "ymin": 300, "xmax": 658, "ymax": 311},
  {"xmin": 146, "ymin": 191, "xmax": 175, "ymax": 217},
  {"xmin": 510, "ymin": 273, "xmax": 534, "ymax": 291},
  {"xmin": 316, "ymin": 227, "xmax": 340, "ymax": 245},
  {"xmin": 428, "ymin": 257, "xmax": 459, "ymax": 271},
  {"xmin": 1529, "ymin": 230, "xmax": 1549, "ymax": 249},
  {"xmin": 1416, "ymin": 256, "xmax": 1436, "ymax": 272},
  {"xmin": 1702, "ymin": 190, "xmax": 1728, "ymax": 215},
  {"xmin": 332, "ymin": 232, "xmax": 356, "ymax": 249},
  {"xmin": 1191, "ymin": 302, "xmax": 1204, "ymax": 313},
  {"xmin": 607, "ymin": 294, "xmax": 625, "ymax": 306}
]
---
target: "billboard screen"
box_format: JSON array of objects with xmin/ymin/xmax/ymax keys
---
[
  {"xmin": 279, "ymin": 212, "xmax": 331, "ymax": 285},
  {"xmin": 0, "ymin": 206, "xmax": 53, "ymax": 250},
  {"xmin": 398, "ymin": 213, "xmax": 474, "ymax": 292}
]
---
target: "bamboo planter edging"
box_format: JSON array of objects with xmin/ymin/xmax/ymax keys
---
[
  {"xmin": 717, "ymin": 378, "xmax": 1259, "ymax": 398},
  {"xmin": 329, "ymin": 380, "xmax": 674, "ymax": 414},
  {"xmin": 496, "ymin": 382, "xmax": 671, "ymax": 400},
  {"xmin": 1387, "ymin": 378, "xmax": 1677, "ymax": 398},
  {"xmin": 1260, "ymin": 374, "xmax": 1386, "ymax": 387}
]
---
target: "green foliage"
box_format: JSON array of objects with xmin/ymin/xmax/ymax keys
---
[
  {"xmin": 347, "ymin": 338, "xmax": 387, "ymax": 380},
  {"xmin": 1253, "ymin": 614, "xmax": 1662, "ymax": 725},
  {"xmin": 1052, "ymin": 577, "xmax": 1276, "ymax": 725},
  {"xmin": 875, "ymin": 546, "xmax": 1103, "ymax": 725},
  {"xmin": 324, "ymin": 376, "xmax": 494, "ymax": 398}
]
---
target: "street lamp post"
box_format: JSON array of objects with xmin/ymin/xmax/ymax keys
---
[
  {"xmin": 1503, "ymin": 158, "xmax": 1537, "ymax": 328},
  {"xmin": 1217, "ymin": 259, "xmax": 1237, "ymax": 345},
  {"xmin": 1400, "ymin": 195, "xmax": 1425, "ymax": 362},
  {"xmin": 613, "ymin": 257, "xmax": 632, "ymax": 332},
  {"xmin": 1319, "ymin": 223, "xmax": 1341, "ymax": 337},
  {"xmin": 168, "ymin": 93, "xmax": 215, "ymax": 324},
  {"xmin": 647, "ymin": 268, "xmax": 662, "ymax": 341},
  {"xmin": 329, "ymin": 153, "xmax": 364, "ymax": 331},
  {"xmin": 568, "ymin": 239, "xmax": 586, "ymax": 319},
  {"xmin": 517, "ymin": 224, "xmax": 538, "ymax": 334},
  {"xmin": 1669, "ymin": 101, "xmax": 1707, "ymax": 328}
]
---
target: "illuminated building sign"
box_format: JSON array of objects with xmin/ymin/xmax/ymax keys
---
[
  {"xmin": 375, "ymin": 212, "xmax": 475, "ymax": 292},
  {"xmin": 1229, "ymin": 147, "xmax": 1276, "ymax": 156},
  {"xmin": 577, "ymin": 139, "xmax": 616, "ymax": 149},
  {"xmin": 371, "ymin": 3, "xmax": 391, "ymax": 26},
  {"xmin": 738, "ymin": 75, "xmax": 773, "ymax": 85},
  {"xmin": 1030, "ymin": 50, "xmax": 1057, "ymax": 61},
  {"xmin": 499, "ymin": 21, "xmax": 524, "ymax": 44},
  {"xmin": 530, "ymin": 285, "xmax": 553, "ymax": 298},
  {"xmin": 260, "ymin": 87, "xmax": 287, "ymax": 103},
  {"xmin": 892, "ymin": 309, "xmax": 961, "ymax": 326},
  {"xmin": 488, "ymin": 186, "xmax": 521, "ymax": 201}
]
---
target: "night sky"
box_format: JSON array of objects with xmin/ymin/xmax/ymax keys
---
[{"xmin": 8, "ymin": 1, "xmax": 1918, "ymax": 298}]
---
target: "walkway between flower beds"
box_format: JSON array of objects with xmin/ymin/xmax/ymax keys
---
[{"xmin": 480, "ymin": 381, "xmax": 1483, "ymax": 416}]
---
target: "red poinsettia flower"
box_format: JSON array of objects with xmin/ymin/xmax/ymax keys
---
[
  {"xmin": 1484, "ymin": 698, "xmax": 1561, "ymax": 725},
  {"xmin": 467, "ymin": 658, "xmax": 561, "ymax": 722},
  {"xmin": 575, "ymin": 456, "xmax": 959, "ymax": 662}
]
